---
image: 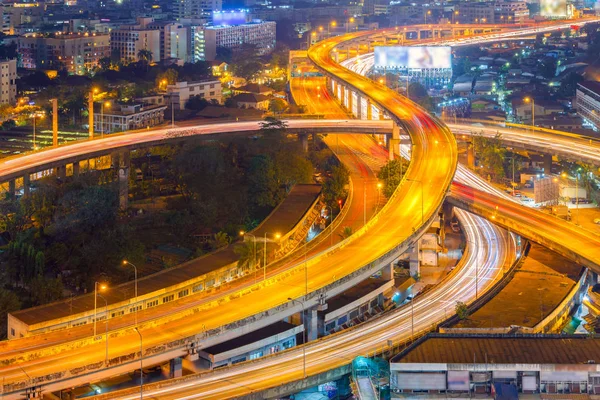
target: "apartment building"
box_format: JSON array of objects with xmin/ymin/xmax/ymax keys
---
[
  {"xmin": 110, "ymin": 17, "xmax": 160, "ymax": 63},
  {"xmin": 194, "ymin": 20, "xmax": 276, "ymax": 61},
  {"xmin": 94, "ymin": 102, "xmax": 167, "ymax": 134},
  {"xmin": 0, "ymin": 59, "xmax": 16, "ymax": 105},
  {"xmin": 18, "ymin": 33, "xmax": 110, "ymax": 75},
  {"xmin": 147, "ymin": 21, "xmax": 189, "ymax": 62},
  {"xmin": 166, "ymin": 80, "xmax": 222, "ymax": 110},
  {"xmin": 175, "ymin": 0, "xmax": 221, "ymax": 21}
]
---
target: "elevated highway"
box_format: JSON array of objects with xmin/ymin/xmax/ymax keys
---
[{"xmin": 1, "ymin": 19, "xmax": 598, "ymax": 398}]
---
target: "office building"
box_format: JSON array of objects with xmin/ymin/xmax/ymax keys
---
[
  {"xmin": 0, "ymin": 59, "xmax": 16, "ymax": 105},
  {"xmin": 175, "ymin": 0, "xmax": 221, "ymax": 21},
  {"xmin": 194, "ymin": 20, "xmax": 276, "ymax": 61},
  {"xmin": 166, "ymin": 80, "xmax": 222, "ymax": 110},
  {"xmin": 576, "ymin": 81, "xmax": 600, "ymax": 130},
  {"xmin": 147, "ymin": 21, "xmax": 189, "ymax": 62},
  {"xmin": 110, "ymin": 18, "xmax": 161, "ymax": 64},
  {"xmin": 18, "ymin": 33, "xmax": 110, "ymax": 75}
]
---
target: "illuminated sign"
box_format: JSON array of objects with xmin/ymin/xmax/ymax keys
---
[
  {"xmin": 212, "ymin": 10, "xmax": 248, "ymax": 26},
  {"xmin": 540, "ymin": 0, "xmax": 567, "ymax": 17},
  {"xmin": 374, "ymin": 46, "xmax": 452, "ymax": 70}
]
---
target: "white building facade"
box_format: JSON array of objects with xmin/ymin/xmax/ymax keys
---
[
  {"xmin": 166, "ymin": 80, "xmax": 222, "ymax": 110},
  {"xmin": 0, "ymin": 59, "xmax": 16, "ymax": 105}
]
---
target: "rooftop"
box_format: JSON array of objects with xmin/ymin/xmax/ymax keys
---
[
  {"xmin": 392, "ymin": 334, "xmax": 600, "ymax": 365},
  {"xmin": 578, "ymin": 80, "xmax": 600, "ymax": 95},
  {"xmin": 203, "ymin": 321, "xmax": 299, "ymax": 355}
]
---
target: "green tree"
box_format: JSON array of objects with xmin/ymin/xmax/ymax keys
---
[
  {"xmin": 339, "ymin": 226, "xmax": 353, "ymax": 240},
  {"xmin": 323, "ymin": 164, "xmax": 350, "ymax": 207},
  {"xmin": 98, "ymin": 57, "xmax": 112, "ymax": 71},
  {"xmin": 0, "ymin": 289, "xmax": 20, "ymax": 339},
  {"xmin": 269, "ymin": 98, "xmax": 287, "ymax": 114},
  {"xmin": 156, "ymin": 68, "xmax": 178, "ymax": 88},
  {"xmin": 558, "ymin": 72, "xmax": 583, "ymax": 97},
  {"xmin": 247, "ymin": 155, "xmax": 280, "ymax": 208},
  {"xmin": 137, "ymin": 49, "xmax": 154, "ymax": 64},
  {"xmin": 210, "ymin": 231, "xmax": 231, "ymax": 250},
  {"xmin": 29, "ymin": 276, "xmax": 64, "ymax": 306},
  {"xmin": 455, "ymin": 301, "xmax": 469, "ymax": 320},
  {"xmin": 377, "ymin": 158, "xmax": 409, "ymax": 197},
  {"xmin": 473, "ymin": 132, "xmax": 506, "ymax": 181}
]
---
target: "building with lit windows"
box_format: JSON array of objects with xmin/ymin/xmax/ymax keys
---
[
  {"xmin": 147, "ymin": 21, "xmax": 189, "ymax": 62},
  {"xmin": 166, "ymin": 79, "xmax": 222, "ymax": 110},
  {"xmin": 110, "ymin": 17, "xmax": 161, "ymax": 64},
  {"xmin": 175, "ymin": 0, "xmax": 221, "ymax": 22},
  {"xmin": 18, "ymin": 33, "xmax": 110, "ymax": 75},
  {"xmin": 0, "ymin": 59, "xmax": 16, "ymax": 105},
  {"xmin": 194, "ymin": 20, "xmax": 276, "ymax": 61}
]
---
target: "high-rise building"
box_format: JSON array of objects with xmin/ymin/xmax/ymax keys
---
[
  {"xmin": 110, "ymin": 18, "xmax": 161, "ymax": 63},
  {"xmin": 147, "ymin": 21, "xmax": 189, "ymax": 62},
  {"xmin": 0, "ymin": 59, "xmax": 16, "ymax": 105},
  {"xmin": 576, "ymin": 81, "xmax": 600, "ymax": 130},
  {"xmin": 193, "ymin": 19, "xmax": 276, "ymax": 61},
  {"xmin": 175, "ymin": 0, "xmax": 222, "ymax": 22},
  {"xmin": 18, "ymin": 33, "xmax": 110, "ymax": 75}
]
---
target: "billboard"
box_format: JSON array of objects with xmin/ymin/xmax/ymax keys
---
[
  {"xmin": 540, "ymin": 0, "xmax": 567, "ymax": 17},
  {"xmin": 374, "ymin": 46, "xmax": 452, "ymax": 70},
  {"xmin": 213, "ymin": 10, "xmax": 248, "ymax": 26}
]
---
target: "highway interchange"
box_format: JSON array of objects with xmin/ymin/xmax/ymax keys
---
[{"xmin": 1, "ymin": 18, "xmax": 600, "ymax": 399}]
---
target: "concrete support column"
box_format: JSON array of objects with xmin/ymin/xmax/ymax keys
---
[
  {"xmin": 170, "ymin": 357, "xmax": 183, "ymax": 378},
  {"xmin": 366, "ymin": 99, "xmax": 372, "ymax": 120},
  {"xmin": 8, "ymin": 179, "xmax": 15, "ymax": 198},
  {"xmin": 118, "ymin": 151, "xmax": 130, "ymax": 211},
  {"xmin": 57, "ymin": 165, "xmax": 66, "ymax": 181},
  {"xmin": 347, "ymin": 89, "xmax": 353, "ymax": 114},
  {"xmin": 388, "ymin": 122, "xmax": 401, "ymax": 160},
  {"xmin": 333, "ymin": 80, "xmax": 338, "ymax": 99},
  {"xmin": 299, "ymin": 133, "xmax": 308, "ymax": 153},
  {"xmin": 381, "ymin": 263, "xmax": 394, "ymax": 281},
  {"xmin": 52, "ymin": 98, "xmax": 58, "ymax": 147},
  {"xmin": 73, "ymin": 161, "xmax": 80, "ymax": 178},
  {"xmin": 543, "ymin": 153, "xmax": 552, "ymax": 175},
  {"xmin": 340, "ymin": 85, "xmax": 346, "ymax": 107},
  {"xmin": 305, "ymin": 305, "xmax": 326, "ymax": 341},
  {"xmin": 23, "ymin": 173, "xmax": 30, "ymax": 197},
  {"xmin": 467, "ymin": 142, "xmax": 475, "ymax": 169},
  {"xmin": 409, "ymin": 242, "xmax": 420, "ymax": 279},
  {"xmin": 356, "ymin": 94, "xmax": 363, "ymax": 119}
]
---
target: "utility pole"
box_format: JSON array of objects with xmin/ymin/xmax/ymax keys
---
[{"xmin": 51, "ymin": 99, "xmax": 58, "ymax": 147}]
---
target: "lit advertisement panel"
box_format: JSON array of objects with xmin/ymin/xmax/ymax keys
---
[
  {"xmin": 374, "ymin": 46, "xmax": 452, "ymax": 70},
  {"xmin": 540, "ymin": 0, "xmax": 567, "ymax": 17},
  {"xmin": 213, "ymin": 10, "xmax": 248, "ymax": 26}
]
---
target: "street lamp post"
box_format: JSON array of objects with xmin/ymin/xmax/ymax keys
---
[
  {"xmin": 100, "ymin": 101, "xmax": 111, "ymax": 137},
  {"xmin": 32, "ymin": 113, "xmax": 38, "ymax": 150},
  {"xmin": 134, "ymin": 327, "xmax": 143, "ymax": 399},
  {"xmin": 94, "ymin": 282, "xmax": 107, "ymax": 337},
  {"xmin": 288, "ymin": 298, "xmax": 307, "ymax": 379},
  {"xmin": 97, "ymin": 294, "xmax": 109, "ymax": 362},
  {"xmin": 524, "ymin": 97, "xmax": 534, "ymax": 129},
  {"xmin": 324, "ymin": 205, "xmax": 334, "ymax": 247},
  {"xmin": 263, "ymin": 232, "xmax": 281, "ymax": 281},
  {"xmin": 122, "ymin": 260, "xmax": 138, "ymax": 326},
  {"xmin": 239, "ymin": 231, "xmax": 257, "ymax": 282}
]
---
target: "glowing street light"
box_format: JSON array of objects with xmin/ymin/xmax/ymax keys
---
[{"xmin": 94, "ymin": 282, "xmax": 107, "ymax": 337}]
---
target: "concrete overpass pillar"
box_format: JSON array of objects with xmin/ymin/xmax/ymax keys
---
[
  {"xmin": 57, "ymin": 165, "xmax": 66, "ymax": 181},
  {"xmin": 366, "ymin": 99, "xmax": 372, "ymax": 120},
  {"xmin": 543, "ymin": 153, "xmax": 552, "ymax": 175},
  {"xmin": 381, "ymin": 263, "xmax": 394, "ymax": 281},
  {"xmin": 118, "ymin": 151, "xmax": 130, "ymax": 211},
  {"xmin": 467, "ymin": 142, "xmax": 475, "ymax": 169},
  {"xmin": 170, "ymin": 357, "xmax": 183, "ymax": 378},
  {"xmin": 7, "ymin": 179, "xmax": 15, "ymax": 198},
  {"xmin": 73, "ymin": 161, "xmax": 80, "ymax": 178},
  {"xmin": 347, "ymin": 89, "xmax": 353, "ymax": 114},
  {"xmin": 409, "ymin": 242, "xmax": 420, "ymax": 279},
  {"xmin": 305, "ymin": 303, "xmax": 327, "ymax": 341},
  {"xmin": 23, "ymin": 173, "xmax": 30, "ymax": 197},
  {"xmin": 356, "ymin": 95, "xmax": 363, "ymax": 119},
  {"xmin": 299, "ymin": 133, "xmax": 308, "ymax": 152},
  {"xmin": 333, "ymin": 80, "xmax": 338, "ymax": 99},
  {"xmin": 340, "ymin": 85, "xmax": 346, "ymax": 107}
]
